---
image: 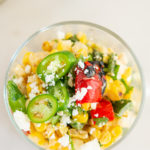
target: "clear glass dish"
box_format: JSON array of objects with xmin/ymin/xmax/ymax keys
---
[{"xmin": 4, "ymin": 21, "xmax": 144, "ymax": 150}]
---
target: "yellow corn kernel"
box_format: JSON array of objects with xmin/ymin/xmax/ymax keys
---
[
  {"xmin": 82, "ymin": 103, "xmax": 91, "ymax": 111},
  {"xmin": 104, "ymin": 76, "xmax": 126, "ymax": 101},
  {"xmin": 111, "ymin": 126, "xmax": 122, "ymax": 139},
  {"xmin": 49, "ymin": 140, "xmax": 60, "ymax": 150},
  {"xmin": 77, "ymin": 32, "xmax": 87, "ymax": 44},
  {"xmin": 122, "ymin": 67, "xmax": 132, "ymax": 84},
  {"xmin": 65, "ymin": 32, "xmax": 73, "ymax": 39},
  {"xmin": 42, "ymin": 41, "xmax": 52, "ymax": 51},
  {"xmin": 102, "ymin": 138, "xmax": 114, "ymax": 148},
  {"xmin": 61, "ymin": 147, "xmax": 69, "ymax": 150},
  {"xmin": 73, "ymin": 113, "xmax": 89, "ymax": 124},
  {"xmin": 56, "ymin": 123, "xmax": 68, "ymax": 137},
  {"xmin": 57, "ymin": 40, "xmax": 72, "ymax": 51},
  {"xmin": 88, "ymin": 47, "xmax": 93, "ymax": 53},
  {"xmin": 76, "ymin": 48, "xmax": 88, "ymax": 58},
  {"xmin": 38, "ymin": 138, "xmax": 48, "ymax": 146},
  {"xmin": 26, "ymin": 83, "xmax": 31, "ymax": 95},
  {"xmin": 22, "ymin": 52, "xmax": 33, "ymax": 65},
  {"xmin": 124, "ymin": 88, "xmax": 133, "ymax": 99},
  {"xmin": 100, "ymin": 131, "xmax": 112, "ymax": 145},
  {"xmin": 103, "ymin": 55, "xmax": 109, "ymax": 63},
  {"xmin": 89, "ymin": 128, "xmax": 101, "ymax": 139},
  {"xmin": 34, "ymin": 123, "xmax": 47, "ymax": 132},
  {"xmin": 44, "ymin": 125, "xmax": 55, "ymax": 138},
  {"xmin": 108, "ymin": 48, "xmax": 114, "ymax": 54},
  {"xmin": 14, "ymin": 64, "xmax": 26, "ymax": 77}
]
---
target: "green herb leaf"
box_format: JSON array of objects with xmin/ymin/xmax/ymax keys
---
[
  {"xmin": 94, "ymin": 117, "xmax": 108, "ymax": 126},
  {"xmin": 68, "ymin": 35, "xmax": 79, "ymax": 43},
  {"xmin": 112, "ymin": 99, "xmax": 133, "ymax": 117},
  {"xmin": 111, "ymin": 64, "xmax": 120, "ymax": 80},
  {"xmin": 121, "ymin": 79, "xmax": 133, "ymax": 94}
]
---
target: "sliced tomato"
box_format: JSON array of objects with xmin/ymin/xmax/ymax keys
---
[
  {"xmin": 90, "ymin": 99, "xmax": 115, "ymax": 121},
  {"xmin": 75, "ymin": 61, "xmax": 106, "ymax": 104}
]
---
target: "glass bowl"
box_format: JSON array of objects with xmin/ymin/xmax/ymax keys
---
[{"xmin": 4, "ymin": 21, "xmax": 144, "ymax": 150}]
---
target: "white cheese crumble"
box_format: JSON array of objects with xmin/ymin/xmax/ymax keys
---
[
  {"xmin": 29, "ymin": 82, "xmax": 39, "ymax": 99},
  {"xmin": 13, "ymin": 110, "xmax": 30, "ymax": 131},
  {"xmin": 87, "ymin": 86, "xmax": 92, "ymax": 90},
  {"xmin": 60, "ymin": 114, "xmax": 71, "ymax": 126},
  {"xmin": 94, "ymin": 113, "xmax": 99, "ymax": 117},
  {"xmin": 89, "ymin": 128, "xmax": 96, "ymax": 135},
  {"xmin": 72, "ymin": 109, "xmax": 79, "ymax": 116},
  {"xmin": 49, "ymin": 133, "xmax": 55, "ymax": 139},
  {"xmin": 84, "ymin": 69, "xmax": 89, "ymax": 74},
  {"xmin": 45, "ymin": 73, "xmax": 55, "ymax": 86},
  {"xmin": 91, "ymin": 103, "xmax": 97, "ymax": 110},
  {"xmin": 25, "ymin": 65, "xmax": 31, "ymax": 74},
  {"xmin": 76, "ymin": 88, "xmax": 87, "ymax": 101},
  {"xmin": 58, "ymin": 134, "xmax": 70, "ymax": 147},
  {"xmin": 80, "ymin": 139, "xmax": 101, "ymax": 150},
  {"xmin": 78, "ymin": 60, "xmax": 85, "ymax": 69},
  {"xmin": 13, "ymin": 77, "xmax": 23, "ymax": 85}
]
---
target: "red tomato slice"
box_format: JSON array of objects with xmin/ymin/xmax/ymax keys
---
[
  {"xmin": 75, "ymin": 61, "xmax": 105, "ymax": 104},
  {"xmin": 90, "ymin": 99, "xmax": 115, "ymax": 121}
]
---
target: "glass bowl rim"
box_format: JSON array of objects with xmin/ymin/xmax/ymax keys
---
[{"xmin": 3, "ymin": 20, "xmax": 145, "ymax": 150}]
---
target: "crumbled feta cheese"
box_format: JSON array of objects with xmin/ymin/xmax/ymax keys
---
[
  {"xmin": 57, "ymin": 111, "xmax": 64, "ymax": 116},
  {"xmin": 78, "ymin": 60, "xmax": 85, "ymax": 69},
  {"xmin": 57, "ymin": 31, "xmax": 65, "ymax": 39},
  {"xmin": 89, "ymin": 128, "xmax": 96, "ymax": 135},
  {"xmin": 34, "ymin": 123, "xmax": 41, "ymax": 127},
  {"xmin": 49, "ymin": 133, "xmax": 55, "ymax": 139},
  {"xmin": 98, "ymin": 122, "xmax": 107, "ymax": 128},
  {"xmin": 29, "ymin": 82, "xmax": 39, "ymax": 99},
  {"xmin": 60, "ymin": 114, "xmax": 71, "ymax": 126},
  {"xmin": 58, "ymin": 134, "xmax": 70, "ymax": 147},
  {"xmin": 68, "ymin": 73, "xmax": 72, "ymax": 78},
  {"xmin": 94, "ymin": 113, "xmax": 99, "ymax": 117},
  {"xmin": 87, "ymin": 86, "xmax": 92, "ymax": 90},
  {"xmin": 80, "ymin": 139, "xmax": 101, "ymax": 150},
  {"xmin": 45, "ymin": 73, "xmax": 55, "ymax": 86},
  {"xmin": 72, "ymin": 109, "xmax": 79, "ymax": 116},
  {"xmin": 13, "ymin": 77, "xmax": 23, "ymax": 85},
  {"xmin": 76, "ymin": 88, "xmax": 87, "ymax": 101},
  {"xmin": 13, "ymin": 111, "xmax": 30, "ymax": 131},
  {"xmin": 91, "ymin": 103, "xmax": 97, "ymax": 110},
  {"xmin": 84, "ymin": 69, "xmax": 89, "ymax": 74},
  {"xmin": 25, "ymin": 65, "xmax": 31, "ymax": 74}
]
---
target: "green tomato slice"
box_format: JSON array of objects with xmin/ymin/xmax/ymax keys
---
[
  {"xmin": 37, "ymin": 51, "xmax": 76, "ymax": 84},
  {"xmin": 27, "ymin": 94, "xmax": 58, "ymax": 123},
  {"xmin": 48, "ymin": 81, "xmax": 69, "ymax": 111}
]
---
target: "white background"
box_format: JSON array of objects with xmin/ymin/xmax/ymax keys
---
[{"xmin": 0, "ymin": 0, "xmax": 150, "ymax": 150}]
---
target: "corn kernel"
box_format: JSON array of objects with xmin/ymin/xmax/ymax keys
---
[
  {"xmin": 42, "ymin": 41, "xmax": 52, "ymax": 51},
  {"xmin": 49, "ymin": 140, "xmax": 60, "ymax": 150},
  {"xmin": 122, "ymin": 67, "xmax": 132, "ymax": 84},
  {"xmin": 77, "ymin": 32, "xmax": 87, "ymax": 44},
  {"xmin": 73, "ymin": 113, "xmax": 89, "ymax": 124},
  {"xmin": 56, "ymin": 123, "xmax": 68, "ymax": 137},
  {"xmin": 100, "ymin": 131, "xmax": 112, "ymax": 145},
  {"xmin": 124, "ymin": 88, "xmax": 133, "ymax": 99},
  {"xmin": 34, "ymin": 123, "xmax": 47, "ymax": 132},
  {"xmin": 65, "ymin": 32, "xmax": 73, "ymax": 39},
  {"xmin": 22, "ymin": 52, "xmax": 33, "ymax": 65},
  {"xmin": 82, "ymin": 103, "xmax": 91, "ymax": 111},
  {"xmin": 89, "ymin": 127, "xmax": 101, "ymax": 139},
  {"xmin": 110, "ymin": 126, "xmax": 122, "ymax": 139},
  {"xmin": 61, "ymin": 147, "xmax": 69, "ymax": 150},
  {"xmin": 43, "ymin": 124, "xmax": 55, "ymax": 138},
  {"xmin": 14, "ymin": 64, "xmax": 26, "ymax": 77},
  {"xmin": 104, "ymin": 76, "xmax": 126, "ymax": 101}
]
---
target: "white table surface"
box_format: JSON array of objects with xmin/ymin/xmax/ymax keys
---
[{"xmin": 0, "ymin": 0, "xmax": 150, "ymax": 149}]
